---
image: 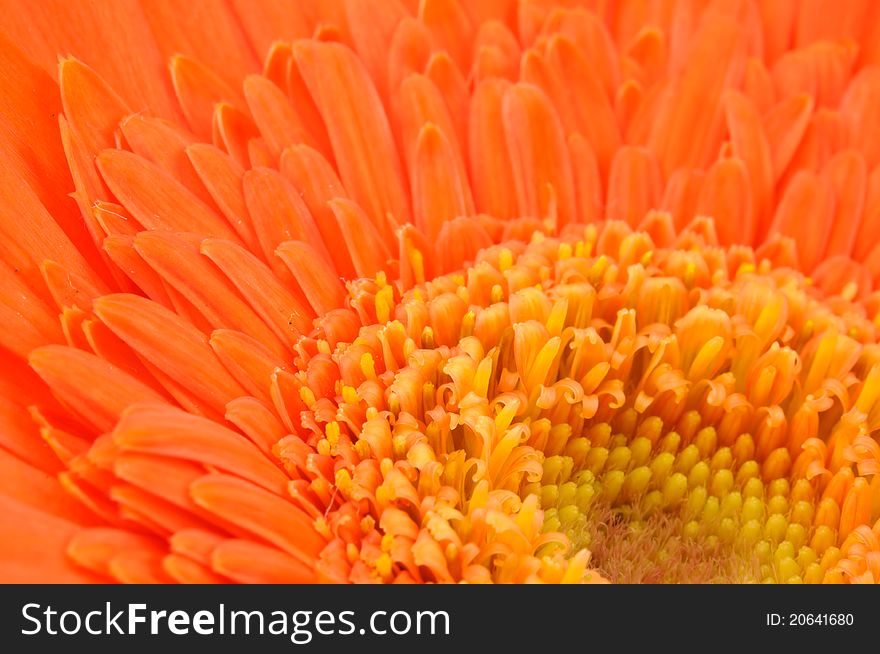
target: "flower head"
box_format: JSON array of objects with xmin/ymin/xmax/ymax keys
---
[{"xmin": 2, "ymin": 0, "xmax": 880, "ymax": 584}]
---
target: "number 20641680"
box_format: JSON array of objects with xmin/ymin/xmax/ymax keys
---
[{"xmin": 766, "ymin": 613, "xmax": 854, "ymax": 626}]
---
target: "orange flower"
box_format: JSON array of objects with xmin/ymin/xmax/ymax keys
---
[{"xmin": 2, "ymin": 0, "xmax": 880, "ymax": 584}]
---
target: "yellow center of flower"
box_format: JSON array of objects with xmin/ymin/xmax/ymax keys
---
[{"xmin": 269, "ymin": 218, "xmax": 880, "ymax": 584}]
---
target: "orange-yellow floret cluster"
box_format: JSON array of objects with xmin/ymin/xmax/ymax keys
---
[{"xmin": 264, "ymin": 216, "xmax": 880, "ymax": 583}]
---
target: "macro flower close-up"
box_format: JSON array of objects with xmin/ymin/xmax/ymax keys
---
[{"xmin": 2, "ymin": 0, "xmax": 880, "ymax": 586}]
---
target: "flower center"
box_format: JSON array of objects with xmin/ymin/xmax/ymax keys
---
[
  {"xmin": 275, "ymin": 219, "xmax": 880, "ymax": 583},
  {"xmin": 564, "ymin": 502, "xmax": 760, "ymax": 583}
]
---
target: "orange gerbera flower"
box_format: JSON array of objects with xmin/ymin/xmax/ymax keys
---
[{"xmin": 2, "ymin": 0, "xmax": 880, "ymax": 584}]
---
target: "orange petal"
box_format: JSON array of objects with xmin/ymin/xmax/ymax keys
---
[
  {"xmin": 516, "ymin": 0, "xmax": 552, "ymax": 45},
  {"xmin": 59, "ymin": 56, "xmax": 129, "ymax": 156},
  {"xmin": 419, "ymin": 0, "xmax": 474, "ymax": 72},
  {"xmin": 772, "ymin": 39, "xmax": 857, "ymax": 108},
  {"xmin": 190, "ymin": 473, "xmax": 324, "ymax": 565},
  {"xmin": 60, "ymin": 305, "xmax": 91, "ymax": 351},
  {"xmin": 544, "ymin": 35, "xmax": 620, "ymax": 182},
  {"xmin": 110, "ymin": 483, "xmax": 216, "ymax": 536},
  {"xmin": 163, "ymin": 553, "xmax": 228, "ymax": 584},
  {"xmin": 822, "ymin": 150, "xmax": 867, "ymax": 259},
  {"xmin": 94, "ymin": 294, "xmax": 245, "ymax": 412},
  {"xmin": 286, "ymin": 52, "xmax": 335, "ymax": 159},
  {"xmin": 213, "ymin": 102, "xmax": 260, "ymax": 168},
  {"xmin": 755, "ymin": 234, "xmax": 800, "ymax": 271},
  {"xmin": 210, "ymin": 328, "xmax": 287, "ymax": 404},
  {"xmin": 263, "ymin": 41, "xmax": 294, "ymax": 94},
  {"xmin": 92, "ymin": 201, "xmax": 141, "ymax": 237},
  {"xmin": 225, "ymin": 396, "xmax": 288, "ymax": 456},
  {"xmin": 227, "ymin": 0, "xmax": 313, "ymax": 59},
  {"xmin": 854, "ymin": 165, "xmax": 880, "ymax": 261},
  {"xmin": 623, "ymin": 76, "xmax": 667, "ymax": 147},
  {"xmin": 0, "ymin": 495, "xmax": 103, "ymax": 582},
  {"xmin": 279, "ymin": 145, "xmax": 356, "ymax": 279},
  {"xmin": 201, "ymin": 237, "xmax": 313, "ymax": 343},
  {"xmin": 614, "ymin": 79, "xmax": 642, "ymax": 139},
  {"xmin": 170, "ymin": 55, "xmax": 244, "ymax": 141},
  {"xmin": 0, "ymin": 396, "xmax": 66, "ymax": 473},
  {"xmin": 67, "ymin": 527, "xmax": 164, "ymax": 579},
  {"xmin": 459, "ymin": 0, "xmax": 514, "ymax": 30},
  {"xmin": 244, "ymin": 74, "xmax": 329, "ymax": 161},
  {"xmin": 142, "ymin": 0, "xmax": 258, "ymax": 87},
  {"xmin": 113, "ymin": 452, "xmax": 256, "ymax": 541},
  {"xmin": 742, "ymin": 57, "xmax": 775, "ymax": 114},
  {"xmin": 389, "ymin": 17, "xmax": 433, "ymax": 91},
  {"xmin": 0, "ymin": 447, "xmax": 99, "ymax": 526},
  {"xmin": 474, "ymin": 20, "xmax": 520, "ymax": 77},
  {"xmin": 795, "ymin": 0, "xmax": 868, "ymax": 45},
  {"xmin": 248, "ymin": 136, "xmax": 274, "ymax": 169},
  {"xmin": 469, "ymin": 77, "xmax": 516, "ymax": 220},
  {"xmin": 697, "ymin": 156, "xmax": 754, "ymax": 246},
  {"xmin": 2, "ymin": 0, "xmax": 180, "ymax": 119},
  {"xmin": 519, "ymin": 47, "xmax": 575, "ymax": 135},
  {"xmin": 648, "ymin": 15, "xmax": 745, "ymax": 174},
  {"xmin": 862, "ymin": 245, "xmax": 880, "ymax": 285},
  {"xmin": 841, "ymin": 66, "xmax": 880, "ymax": 170},
  {"xmin": 97, "ymin": 149, "xmax": 239, "ymax": 241},
  {"xmin": 783, "ymin": 109, "xmax": 846, "ymax": 184},
  {"xmin": 169, "ymin": 527, "xmax": 225, "ymax": 565},
  {"xmin": 425, "ymin": 51, "xmax": 469, "ymax": 150},
  {"xmin": 114, "ymin": 453, "xmax": 207, "ymax": 517},
  {"xmin": 764, "ymin": 93, "xmax": 814, "ymax": 182},
  {"xmin": 211, "ymin": 539, "xmax": 317, "ymax": 583},
  {"xmin": 80, "ymin": 318, "xmax": 167, "ymax": 395},
  {"xmin": 839, "ymin": 477, "xmax": 872, "ymax": 540},
  {"xmin": 0, "ymin": 166, "xmax": 105, "ymax": 308},
  {"xmin": 243, "ymin": 166, "xmax": 333, "ymax": 278},
  {"xmin": 540, "ymin": 8, "xmax": 620, "ymax": 99},
  {"xmin": 638, "ymin": 211, "xmax": 676, "ymax": 249},
  {"xmin": 624, "ymin": 26, "xmax": 666, "ymax": 89},
  {"xmin": 769, "ymin": 170, "xmax": 834, "ymax": 271},
  {"xmin": 120, "ymin": 114, "xmax": 220, "ymax": 210},
  {"xmin": 276, "ymin": 241, "xmax": 347, "ymax": 316},
  {"xmin": 397, "ymin": 223, "xmax": 435, "ymax": 288},
  {"xmin": 58, "ymin": 113, "xmax": 116, "ymax": 264},
  {"xmin": 341, "ymin": 0, "xmax": 408, "ymax": 103},
  {"xmin": 295, "ymin": 40, "xmax": 411, "ymax": 228},
  {"xmin": 0, "ymin": 38, "xmax": 99, "ymax": 271},
  {"xmin": 568, "ymin": 133, "xmax": 603, "ymax": 225},
  {"xmin": 115, "ymin": 405, "xmax": 289, "ymax": 494},
  {"xmin": 660, "ymin": 168, "xmax": 705, "ymax": 231},
  {"xmin": 412, "ymin": 123, "xmax": 475, "ymax": 241},
  {"xmin": 29, "ymin": 345, "xmax": 168, "ymax": 433},
  {"xmin": 437, "ymin": 217, "xmax": 493, "ymax": 273},
  {"xmin": 0, "ymin": 261, "xmax": 64, "ymax": 357},
  {"xmin": 186, "ymin": 143, "xmax": 261, "ymax": 252},
  {"xmin": 134, "ymin": 231, "xmax": 287, "ymax": 356},
  {"xmin": 328, "ymin": 198, "xmax": 393, "ymax": 278},
  {"xmin": 101, "ymin": 235, "xmax": 174, "ymax": 308},
  {"xmin": 606, "ymin": 145, "xmax": 662, "ymax": 227},
  {"xmin": 503, "ymin": 83, "xmax": 576, "ymax": 226},
  {"xmin": 756, "ymin": 0, "xmax": 796, "ymax": 64},
  {"xmin": 395, "ymin": 73, "xmax": 463, "ymax": 180},
  {"xmin": 725, "ymin": 90, "xmax": 774, "ymax": 236}
]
